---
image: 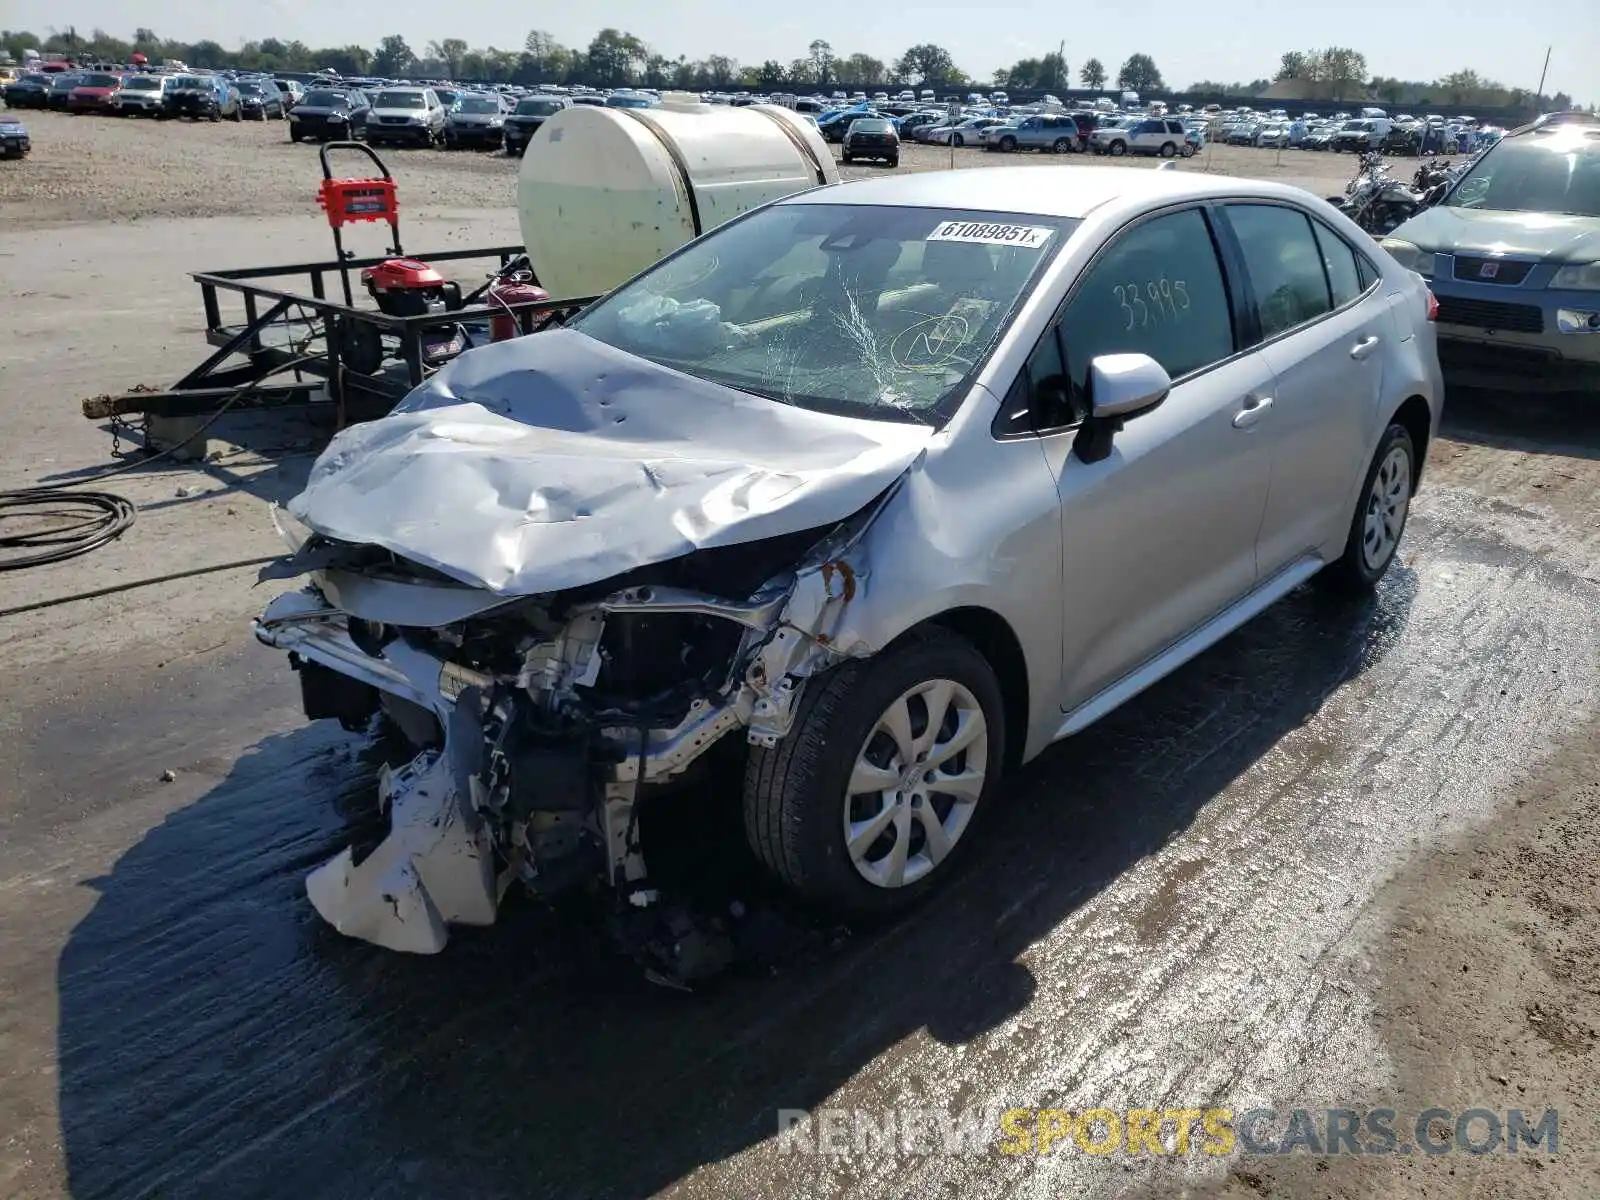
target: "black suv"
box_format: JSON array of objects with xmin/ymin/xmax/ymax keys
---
[{"xmin": 504, "ymin": 95, "xmax": 570, "ymax": 156}]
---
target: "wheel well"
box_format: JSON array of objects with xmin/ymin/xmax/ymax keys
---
[
  {"xmin": 926, "ymin": 608, "xmax": 1029, "ymax": 770},
  {"xmin": 1392, "ymin": 395, "xmax": 1432, "ymax": 487}
]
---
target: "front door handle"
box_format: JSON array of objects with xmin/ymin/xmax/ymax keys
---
[
  {"xmin": 1233, "ymin": 395, "xmax": 1274, "ymax": 429},
  {"xmin": 1350, "ymin": 335, "xmax": 1381, "ymax": 361}
]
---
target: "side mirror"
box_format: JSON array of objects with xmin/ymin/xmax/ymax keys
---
[
  {"xmin": 1073, "ymin": 353, "xmax": 1172, "ymax": 464},
  {"xmin": 1089, "ymin": 353, "xmax": 1171, "ymax": 419}
]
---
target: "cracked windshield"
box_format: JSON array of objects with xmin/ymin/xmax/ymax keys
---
[{"xmin": 570, "ymin": 204, "xmax": 1076, "ymax": 423}]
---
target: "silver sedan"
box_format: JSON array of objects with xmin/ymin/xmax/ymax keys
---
[{"xmin": 256, "ymin": 166, "xmax": 1443, "ymax": 953}]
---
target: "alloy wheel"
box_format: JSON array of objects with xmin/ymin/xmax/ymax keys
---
[
  {"xmin": 1362, "ymin": 443, "xmax": 1411, "ymax": 570},
  {"xmin": 843, "ymin": 679, "xmax": 988, "ymax": 889}
]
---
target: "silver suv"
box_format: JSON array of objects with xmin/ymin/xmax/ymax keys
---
[
  {"xmin": 986, "ymin": 113, "xmax": 1084, "ymax": 154},
  {"xmin": 1091, "ymin": 117, "xmax": 1188, "ymax": 158},
  {"xmin": 365, "ymin": 86, "xmax": 446, "ymax": 148}
]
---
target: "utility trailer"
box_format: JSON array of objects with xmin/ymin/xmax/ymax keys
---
[{"xmin": 81, "ymin": 144, "xmax": 594, "ymax": 456}]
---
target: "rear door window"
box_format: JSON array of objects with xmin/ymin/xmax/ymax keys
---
[
  {"xmin": 1222, "ymin": 204, "xmax": 1335, "ymax": 338},
  {"xmin": 1310, "ymin": 220, "xmax": 1365, "ymax": 307}
]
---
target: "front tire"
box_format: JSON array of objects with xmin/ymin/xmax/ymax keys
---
[
  {"xmin": 1318, "ymin": 423, "xmax": 1415, "ymax": 594},
  {"xmin": 998, "ymin": 135, "xmax": 1017, "ymax": 152},
  {"xmin": 744, "ymin": 629, "xmax": 1005, "ymax": 915},
  {"xmin": 953, "ymin": 134, "xmax": 964, "ymax": 147},
  {"xmin": 1181, "ymin": 142, "xmax": 1196, "ymax": 157},
  {"xmin": 1109, "ymin": 139, "xmax": 1126, "ymax": 156}
]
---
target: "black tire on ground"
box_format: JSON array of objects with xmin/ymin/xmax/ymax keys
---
[
  {"xmin": 841, "ymin": 152, "xmax": 853, "ymax": 162},
  {"xmin": 1109, "ymin": 140, "xmax": 1126, "ymax": 156},
  {"xmin": 953, "ymin": 134, "xmax": 964, "ymax": 146},
  {"xmin": 1052, "ymin": 137, "xmax": 1072, "ymax": 153},
  {"xmin": 743, "ymin": 627, "xmax": 1006, "ymax": 916},
  {"xmin": 1317, "ymin": 422, "xmax": 1416, "ymax": 595},
  {"xmin": 1159, "ymin": 141, "xmax": 1176, "ymax": 158},
  {"xmin": 288, "ymin": 131, "xmax": 300, "ymax": 143},
  {"xmin": 886, "ymin": 156, "xmax": 898, "ymax": 167},
  {"xmin": 1181, "ymin": 143, "xmax": 1196, "ymax": 157},
  {"xmin": 999, "ymin": 135, "xmax": 1017, "ymax": 152}
]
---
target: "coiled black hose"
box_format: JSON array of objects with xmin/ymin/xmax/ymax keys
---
[
  {"xmin": 0, "ymin": 356, "xmax": 320, "ymax": 577},
  {"xmin": 0, "ymin": 490, "xmax": 139, "ymax": 570}
]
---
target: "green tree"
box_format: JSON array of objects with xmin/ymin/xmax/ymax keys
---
[
  {"xmin": 1079, "ymin": 57, "xmax": 1107, "ymax": 89},
  {"xmin": 757, "ymin": 59, "xmax": 787, "ymax": 87},
  {"xmin": 1311, "ymin": 47, "xmax": 1367, "ymax": 99},
  {"xmin": 186, "ymin": 39, "xmax": 228, "ymax": 68},
  {"xmin": 808, "ymin": 39, "xmax": 834, "ymax": 86},
  {"xmin": 705, "ymin": 54, "xmax": 738, "ymax": 86},
  {"xmin": 1116, "ymin": 53, "xmax": 1163, "ymax": 92},
  {"xmin": 644, "ymin": 54, "xmax": 673, "ymax": 87},
  {"xmin": 584, "ymin": 28, "xmax": 647, "ymax": 85},
  {"xmin": 893, "ymin": 43, "xmax": 958, "ymax": 87},
  {"xmin": 317, "ymin": 45, "xmax": 372, "ymax": 76},
  {"xmin": 839, "ymin": 53, "xmax": 885, "ymax": 85},
  {"xmin": 371, "ymin": 34, "xmax": 415, "ymax": 77},
  {"xmin": 428, "ymin": 38, "xmax": 467, "ymax": 77},
  {"xmin": 1276, "ymin": 50, "xmax": 1308, "ymax": 80}
]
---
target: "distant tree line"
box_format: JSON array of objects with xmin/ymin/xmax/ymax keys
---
[
  {"xmin": 0, "ymin": 27, "xmax": 978, "ymax": 91},
  {"xmin": 0, "ymin": 26, "xmax": 1582, "ymax": 112}
]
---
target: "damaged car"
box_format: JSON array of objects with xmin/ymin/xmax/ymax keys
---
[{"xmin": 255, "ymin": 167, "xmax": 1442, "ymax": 962}]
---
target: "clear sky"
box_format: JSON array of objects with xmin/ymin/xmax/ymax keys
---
[{"xmin": 7, "ymin": 0, "xmax": 1596, "ymax": 103}]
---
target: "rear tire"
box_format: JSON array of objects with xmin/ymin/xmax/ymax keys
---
[
  {"xmin": 743, "ymin": 628, "xmax": 1005, "ymax": 916},
  {"xmin": 1318, "ymin": 423, "xmax": 1415, "ymax": 594},
  {"xmin": 953, "ymin": 134, "xmax": 964, "ymax": 147},
  {"xmin": 1159, "ymin": 142, "xmax": 1176, "ymax": 158},
  {"xmin": 1052, "ymin": 137, "xmax": 1072, "ymax": 153}
]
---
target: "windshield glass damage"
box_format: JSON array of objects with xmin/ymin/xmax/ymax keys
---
[{"xmin": 569, "ymin": 203, "xmax": 1077, "ymax": 426}]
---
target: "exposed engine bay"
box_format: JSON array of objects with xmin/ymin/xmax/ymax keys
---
[{"xmin": 254, "ymin": 498, "xmax": 882, "ymax": 966}]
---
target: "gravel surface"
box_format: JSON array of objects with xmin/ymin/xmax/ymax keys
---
[{"xmin": 0, "ymin": 109, "xmax": 1360, "ymax": 228}]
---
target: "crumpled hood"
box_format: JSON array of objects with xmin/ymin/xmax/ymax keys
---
[
  {"xmin": 288, "ymin": 329, "xmax": 933, "ymax": 596},
  {"xmin": 1393, "ymin": 205, "xmax": 1600, "ymax": 262}
]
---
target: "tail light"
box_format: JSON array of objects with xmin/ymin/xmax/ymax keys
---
[{"xmin": 1425, "ymin": 289, "xmax": 1438, "ymax": 322}]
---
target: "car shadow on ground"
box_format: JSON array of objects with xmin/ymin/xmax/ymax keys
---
[
  {"xmin": 55, "ymin": 569, "xmax": 1417, "ymax": 1200},
  {"xmin": 1441, "ymin": 388, "xmax": 1600, "ymax": 461}
]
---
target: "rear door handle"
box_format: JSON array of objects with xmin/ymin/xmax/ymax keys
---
[
  {"xmin": 1233, "ymin": 395, "xmax": 1274, "ymax": 429},
  {"xmin": 1350, "ymin": 335, "xmax": 1381, "ymax": 360}
]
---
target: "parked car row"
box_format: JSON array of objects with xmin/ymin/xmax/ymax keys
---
[
  {"xmin": 1207, "ymin": 107, "xmax": 1506, "ymax": 157},
  {"xmin": 0, "ymin": 67, "xmax": 275, "ymax": 121}
]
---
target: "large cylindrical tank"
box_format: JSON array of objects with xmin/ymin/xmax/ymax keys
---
[{"xmin": 516, "ymin": 102, "xmax": 838, "ymax": 300}]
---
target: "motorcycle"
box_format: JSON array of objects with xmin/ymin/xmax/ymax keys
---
[{"xmin": 1326, "ymin": 151, "xmax": 1438, "ymax": 235}]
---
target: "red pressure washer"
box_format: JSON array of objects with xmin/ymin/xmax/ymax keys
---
[{"xmin": 317, "ymin": 142, "xmax": 476, "ymax": 372}]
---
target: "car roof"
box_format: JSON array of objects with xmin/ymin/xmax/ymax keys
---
[{"xmin": 782, "ymin": 165, "xmax": 1312, "ymax": 220}]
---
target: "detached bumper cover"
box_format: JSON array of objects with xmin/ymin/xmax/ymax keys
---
[{"xmin": 306, "ymin": 750, "xmax": 498, "ymax": 954}]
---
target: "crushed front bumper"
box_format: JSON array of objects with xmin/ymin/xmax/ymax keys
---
[{"xmin": 254, "ymin": 553, "xmax": 862, "ymax": 953}]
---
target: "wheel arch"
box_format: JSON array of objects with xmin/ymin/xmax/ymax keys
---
[
  {"xmin": 915, "ymin": 607, "xmax": 1030, "ymax": 771},
  {"xmin": 1391, "ymin": 394, "xmax": 1432, "ymax": 489}
]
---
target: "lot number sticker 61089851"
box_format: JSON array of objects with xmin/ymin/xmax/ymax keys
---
[{"xmin": 928, "ymin": 221, "xmax": 1056, "ymax": 248}]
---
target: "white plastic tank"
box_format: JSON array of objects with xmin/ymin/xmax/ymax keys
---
[{"xmin": 517, "ymin": 101, "xmax": 838, "ymax": 300}]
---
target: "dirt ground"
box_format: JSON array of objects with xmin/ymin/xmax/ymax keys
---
[{"xmin": 0, "ymin": 109, "xmax": 1597, "ymax": 1200}]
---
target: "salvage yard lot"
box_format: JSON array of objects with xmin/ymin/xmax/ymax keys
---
[{"xmin": 1, "ymin": 109, "xmax": 1598, "ymax": 1200}]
